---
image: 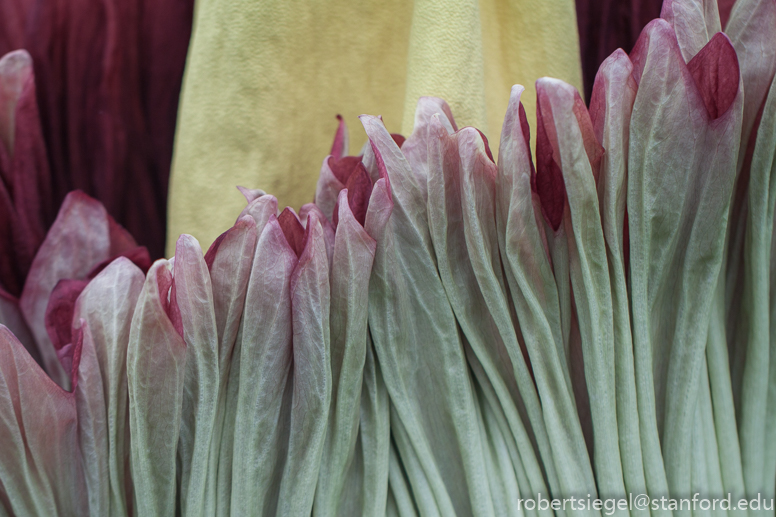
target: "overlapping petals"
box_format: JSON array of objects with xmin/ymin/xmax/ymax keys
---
[{"xmin": 0, "ymin": 7, "xmax": 775, "ymax": 516}]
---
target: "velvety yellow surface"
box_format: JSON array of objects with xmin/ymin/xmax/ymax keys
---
[{"xmin": 167, "ymin": 0, "xmax": 583, "ymax": 255}]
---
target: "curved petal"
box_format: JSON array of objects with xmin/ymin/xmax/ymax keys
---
[
  {"xmin": 20, "ymin": 192, "xmax": 114, "ymax": 387},
  {"xmin": 628, "ymin": 19, "xmax": 743, "ymax": 497},
  {"xmin": 314, "ymin": 190, "xmax": 378, "ymax": 515},
  {"xmin": 276, "ymin": 213, "xmax": 331, "ymax": 515},
  {"xmin": 229, "ymin": 216, "xmax": 297, "ymax": 517},
  {"xmin": 127, "ymin": 260, "xmax": 186, "ymax": 517}
]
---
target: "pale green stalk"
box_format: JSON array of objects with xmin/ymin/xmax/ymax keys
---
[
  {"xmin": 739, "ymin": 76, "xmax": 776, "ymax": 505},
  {"xmin": 362, "ymin": 115, "xmax": 494, "ymax": 516},
  {"xmin": 426, "ymin": 121, "xmax": 556, "ymax": 512},
  {"xmin": 388, "ymin": 437, "xmax": 419, "ymax": 517},
  {"xmin": 497, "ymin": 86, "xmax": 598, "ymax": 511},
  {"xmin": 591, "ymin": 50, "xmax": 648, "ymax": 512},
  {"xmin": 540, "ymin": 78, "xmax": 628, "ymax": 511}
]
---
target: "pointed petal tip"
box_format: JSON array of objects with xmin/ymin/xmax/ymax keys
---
[
  {"xmin": 416, "ymin": 97, "xmax": 458, "ymax": 131},
  {"xmin": 504, "ymin": 84, "xmax": 528, "ymax": 130},
  {"xmin": 597, "ymin": 49, "xmax": 634, "ymax": 80},
  {"xmin": 500, "ymin": 85, "xmax": 534, "ymax": 174},
  {"xmin": 509, "ymin": 84, "xmax": 526, "ymax": 100},
  {"xmin": 90, "ymin": 255, "xmax": 146, "ymax": 285},
  {"xmin": 86, "ymin": 246, "xmax": 151, "ymax": 279},
  {"xmin": 0, "ymin": 49, "xmax": 33, "ymax": 73},
  {"xmin": 630, "ymin": 18, "xmax": 680, "ymax": 84},
  {"xmin": 359, "ymin": 114, "xmax": 382, "ymax": 128},
  {"xmin": 535, "ymin": 77, "xmax": 579, "ymax": 99},
  {"xmin": 457, "ymin": 126, "xmax": 496, "ymax": 164},
  {"xmin": 174, "ymin": 234, "xmax": 202, "ymax": 257},
  {"xmin": 237, "ymin": 186, "xmax": 266, "ymax": 204},
  {"xmin": 62, "ymin": 189, "xmax": 99, "ymax": 206},
  {"xmin": 330, "ymin": 114, "xmax": 348, "ymax": 160},
  {"xmin": 429, "ymin": 112, "xmax": 448, "ymax": 137},
  {"xmin": 152, "ymin": 261, "xmax": 183, "ymax": 340}
]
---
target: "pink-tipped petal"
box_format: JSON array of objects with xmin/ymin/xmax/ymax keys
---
[
  {"xmin": 590, "ymin": 50, "xmax": 637, "ymax": 146},
  {"xmin": 73, "ymin": 257, "xmax": 144, "ymax": 516},
  {"xmin": 630, "ymin": 19, "xmax": 681, "ymax": 86},
  {"xmin": 172, "ymin": 234, "xmax": 220, "ymax": 515},
  {"xmin": 236, "ymin": 185, "xmax": 266, "ymax": 204},
  {"xmin": 400, "ymin": 97, "xmax": 458, "ymax": 199},
  {"xmin": 496, "ymin": 87, "xmax": 538, "ymax": 227},
  {"xmin": 315, "ymin": 188, "xmax": 377, "ymax": 512},
  {"xmin": 496, "ymin": 84, "xmax": 554, "ymax": 314},
  {"xmin": 330, "ymin": 114, "xmax": 349, "ymax": 161},
  {"xmin": 229, "ymin": 216, "xmax": 297, "ymax": 515},
  {"xmin": 363, "ymin": 111, "xmax": 494, "ymax": 513},
  {"xmin": 428, "ymin": 116, "xmax": 563, "ymax": 503},
  {"xmin": 537, "ymin": 78, "xmax": 604, "ymax": 205},
  {"xmin": 208, "ymin": 216, "xmax": 257, "ymax": 369},
  {"xmin": 127, "ymin": 259, "xmax": 186, "ymax": 517},
  {"xmin": 20, "ymin": 191, "xmax": 118, "ymax": 388},
  {"xmin": 538, "ymin": 75, "xmax": 631, "ymax": 504},
  {"xmin": 238, "ymin": 193, "xmax": 278, "ymax": 231},
  {"xmin": 201, "ymin": 215, "xmax": 257, "ymax": 512},
  {"xmin": 628, "ymin": 15, "xmax": 743, "ymax": 497},
  {"xmin": 498, "ymin": 85, "xmax": 594, "ymax": 500},
  {"xmin": 277, "ymin": 212, "xmax": 331, "ymax": 515},
  {"xmin": 361, "ymin": 114, "xmax": 431, "ymax": 250},
  {"xmin": 86, "ymin": 245, "xmax": 151, "ymax": 279},
  {"xmin": 589, "ymin": 56, "xmax": 640, "ymax": 487}
]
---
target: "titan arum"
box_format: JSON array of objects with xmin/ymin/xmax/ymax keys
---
[{"xmin": 0, "ymin": 0, "xmax": 775, "ymax": 516}]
